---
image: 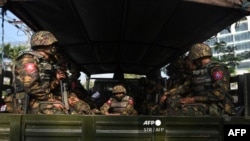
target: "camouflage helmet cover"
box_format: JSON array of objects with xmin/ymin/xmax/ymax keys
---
[
  {"xmin": 112, "ymin": 85, "xmax": 127, "ymax": 94},
  {"xmin": 188, "ymin": 43, "xmax": 212, "ymax": 60},
  {"xmin": 31, "ymin": 31, "xmax": 58, "ymax": 48}
]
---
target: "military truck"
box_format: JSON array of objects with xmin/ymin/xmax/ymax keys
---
[{"xmin": 1, "ymin": 0, "xmax": 250, "ymax": 141}]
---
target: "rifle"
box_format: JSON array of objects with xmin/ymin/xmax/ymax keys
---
[
  {"xmin": 60, "ymin": 80, "xmax": 70, "ymax": 114},
  {"xmin": 12, "ymin": 64, "xmax": 29, "ymax": 114}
]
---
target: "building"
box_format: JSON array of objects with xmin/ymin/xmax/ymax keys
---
[{"xmin": 205, "ymin": 16, "xmax": 250, "ymax": 75}]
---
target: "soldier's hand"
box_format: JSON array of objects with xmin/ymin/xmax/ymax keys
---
[
  {"xmin": 51, "ymin": 100, "xmax": 65, "ymax": 109},
  {"xmin": 160, "ymin": 91, "xmax": 169, "ymax": 103},
  {"xmin": 160, "ymin": 95, "xmax": 167, "ymax": 104},
  {"xmin": 56, "ymin": 69, "xmax": 66, "ymax": 80},
  {"xmin": 68, "ymin": 95, "xmax": 80, "ymax": 106},
  {"xmin": 180, "ymin": 97, "xmax": 195, "ymax": 104},
  {"xmin": 53, "ymin": 102, "xmax": 64, "ymax": 109}
]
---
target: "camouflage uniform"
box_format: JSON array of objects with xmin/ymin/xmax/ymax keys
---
[
  {"xmin": 163, "ymin": 57, "xmax": 194, "ymax": 115},
  {"xmin": 180, "ymin": 43, "xmax": 234, "ymax": 116},
  {"xmin": 165, "ymin": 57, "xmax": 186, "ymax": 90},
  {"xmin": 165, "ymin": 43, "xmax": 235, "ymax": 116},
  {"xmin": 15, "ymin": 31, "xmax": 67, "ymax": 114},
  {"xmin": 45, "ymin": 54, "xmax": 93, "ymax": 115},
  {"xmin": 100, "ymin": 85, "xmax": 137, "ymax": 115},
  {"xmin": 137, "ymin": 77, "xmax": 164, "ymax": 115}
]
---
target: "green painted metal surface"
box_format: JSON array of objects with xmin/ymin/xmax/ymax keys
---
[
  {"xmin": 0, "ymin": 114, "xmax": 21, "ymax": 141},
  {"xmin": 3, "ymin": 115, "xmax": 250, "ymax": 141}
]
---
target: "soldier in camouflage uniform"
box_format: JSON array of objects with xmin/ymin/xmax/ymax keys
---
[
  {"xmin": 49, "ymin": 64, "xmax": 94, "ymax": 115},
  {"xmin": 100, "ymin": 84, "xmax": 137, "ymax": 115},
  {"xmin": 15, "ymin": 31, "xmax": 94, "ymax": 115},
  {"xmin": 178, "ymin": 43, "xmax": 235, "ymax": 116},
  {"xmin": 15, "ymin": 31, "xmax": 67, "ymax": 114},
  {"xmin": 68, "ymin": 65, "xmax": 99, "ymax": 114},
  {"xmin": 160, "ymin": 56, "xmax": 195, "ymax": 115},
  {"xmin": 164, "ymin": 57, "xmax": 187, "ymax": 90}
]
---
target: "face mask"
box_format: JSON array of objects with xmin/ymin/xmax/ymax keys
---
[{"xmin": 113, "ymin": 93, "xmax": 125, "ymax": 101}]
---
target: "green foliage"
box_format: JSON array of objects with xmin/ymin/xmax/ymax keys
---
[
  {"xmin": 237, "ymin": 50, "xmax": 250, "ymax": 60},
  {"xmin": 212, "ymin": 41, "xmax": 242, "ymax": 74},
  {"xmin": 2, "ymin": 43, "xmax": 28, "ymax": 63},
  {"xmin": 124, "ymin": 74, "xmax": 144, "ymax": 79}
]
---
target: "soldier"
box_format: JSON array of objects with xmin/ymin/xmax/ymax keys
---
[
  {"xmin": 15, "ymin": 30, "xmax": 67, "ymax": 114},
  {"xmin": 15, "ymin": 31, "xmax": 94, "ymax": 115},
  {"xmin": 165, "ymin": 57, "xmax": 186, "ymax": 90},
  {"xmin": 50, "ymin": 64, "xmax": 94, "ymax": 115},
  {"xmin": 100, "ymin": 84, "xmax": 137, "ymax": 115},
  {"xmin": 180, "ymin": 43, "xmax": 235, "ymax": 116},
  {"xmin": 160, "ymin": 56, "xmax": 195, "ymax": 116},
  {"xmin": 67, "ymin": 64, "xmax": 94, "ymax": 115}
]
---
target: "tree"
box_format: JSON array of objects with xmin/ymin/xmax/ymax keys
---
[
  {"xmin": 212, "ymin": 41, "xmax": 242, "ymax": 75},
  {"xmin": 3, "ymin": 43, "xmax": 28, "ymax": 63},
  {"xmin": 124, "ymin": 74, "xmax": 144, "ymax": 79}
]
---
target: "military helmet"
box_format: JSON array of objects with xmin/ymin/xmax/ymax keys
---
[
  {"xmin": 30, "ymin": 31, "xmax": 58, "ymax": 48},
  {"xmin": 188, "ymin": 43, "xmax": 212, "ymax": 60},
  {"xmin": 112, "ymin": 85, "xmax": 127, "ymax": 94}
]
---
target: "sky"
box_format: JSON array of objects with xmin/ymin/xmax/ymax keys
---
[{"xmin": 0, "ymin": 10, "xmax": 29, "ymax": 46}]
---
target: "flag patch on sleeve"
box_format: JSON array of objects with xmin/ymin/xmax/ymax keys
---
[{"xmin": 212, "ymin": 71, "xmax": 223, "ymax": 80}]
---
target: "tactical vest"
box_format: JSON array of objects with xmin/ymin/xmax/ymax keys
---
[
  {"xmin": 191, "ymin": 62, "xmax": 219, "ymax": 96},
  {"xmin": 17, "ymin": 50, "xmax": 53, "ymax": 86},
  {"xmin": 38, "ymin": 60, "xmax": 53, "ymax": 84},
  {"xmin": 110, "ymin": 96, "xmax": 130, "ymax": 113}
]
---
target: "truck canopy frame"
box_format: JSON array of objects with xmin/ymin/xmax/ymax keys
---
[{"xmin": 2, "ymin": 0, "xmax": 250, "ymax": 77}]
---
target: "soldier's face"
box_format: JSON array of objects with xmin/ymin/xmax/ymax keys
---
[
  {"xmin": 42, "ymin": 45, "xmax": 57, "ymax": 56},
  {"xmin": 114, "ymin": 93, "xmax": 124, "ymax": 101},
  {"xmin": 184, "ymin": 59, "xmax": 196, "ymax": 72}
]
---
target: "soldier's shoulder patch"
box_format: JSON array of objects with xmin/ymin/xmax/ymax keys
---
[
  {"xmin": 212, "ymin": 70, "xmax": 223, "ymax": 80},
  {"xmin": 128, "ymin": 98, "xmax": 134, "ymax": 105},
  {"xmin": 25, "ymin": 63, "xmax": 36, "ymax": 74},
  {"xmin": 106, "ymin": 99, "xmax": 112, "ymax": 105}
]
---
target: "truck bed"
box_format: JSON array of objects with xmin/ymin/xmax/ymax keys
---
[{"xmin": 0, "ymin": 114, "xmax": 250, "ymax": 141}]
